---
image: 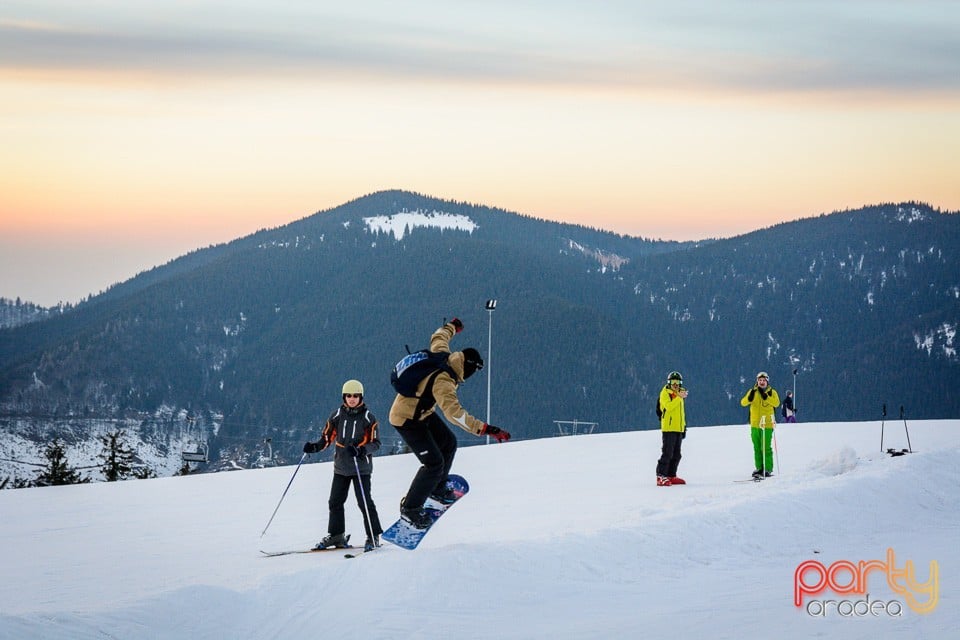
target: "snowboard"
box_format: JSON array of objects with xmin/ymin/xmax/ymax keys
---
[{"xmin": 381, "ymin": 474, "xmax": 469, "ymax": 550}]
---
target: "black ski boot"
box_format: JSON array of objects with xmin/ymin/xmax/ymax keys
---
[
  {"xmin": 364, "ymin": 535, "xmax": 380, "ymax": 552},
  {"xmin": 429, "ymin": 485, "xmax": 457, "ymax": 505},
  {"xmin": 313, "ymin": 532, "xmax": 351, "ymax": 549},
  {"xmin": 401, "ymin": 507, "xmax": 433, "ymax": 529}
]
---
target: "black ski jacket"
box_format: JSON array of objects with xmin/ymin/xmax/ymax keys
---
[{"xmin": 321, "ymin": 404, "xmax": 381, "ymax": 476}]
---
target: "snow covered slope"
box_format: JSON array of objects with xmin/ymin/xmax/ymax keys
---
[{"xmin": 0, "ymin": 420, "xmax": 956, "ymax": 639}]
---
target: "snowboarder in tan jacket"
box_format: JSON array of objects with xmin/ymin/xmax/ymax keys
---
[{"xmin": 389, "ymin": 318, "xmax": 510, "ymax": 528}]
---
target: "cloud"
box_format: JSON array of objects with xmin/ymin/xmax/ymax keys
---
[{"xmin": 1, "ymin": 2, "xmax": 959, "ymax": 95}]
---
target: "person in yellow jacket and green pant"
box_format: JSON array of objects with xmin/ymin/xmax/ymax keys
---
[
  {"xmin": 740, "ymin": 371, "xmax": 780, "ymax": 478},
  {"xmin": 656, "ymin": 371, "xmax": 688, "ymax": 486}
]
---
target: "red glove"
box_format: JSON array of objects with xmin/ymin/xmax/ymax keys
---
[
  {"xmin": 482, "ymin": 424, "xmax": 511, "ymax": 443},
  {"xmin": 450, "ymin": 317, "xmax": 464, "ymax": 333}
]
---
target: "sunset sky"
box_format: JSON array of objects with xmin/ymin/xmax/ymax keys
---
[{"xmin": 2, "ymin": 1, "xmax": 959, "ymax": 306}]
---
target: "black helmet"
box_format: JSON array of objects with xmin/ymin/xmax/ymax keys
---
[
  {"xmin": 462, "ymin": 348, "xmax": 484, "ymax": 379},
  {"xmin": 667, "ymin": 371, "xmax": 683, "ymax": 383}
]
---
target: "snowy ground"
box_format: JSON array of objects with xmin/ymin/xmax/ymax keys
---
[{"xmin": 0, "ymin": 419, "xmax": 956, "ymax": 639}]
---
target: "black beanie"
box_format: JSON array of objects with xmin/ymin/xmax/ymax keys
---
[{"xmin": 462, "ymin": 348, "xmax": 484, "ymax": 379}]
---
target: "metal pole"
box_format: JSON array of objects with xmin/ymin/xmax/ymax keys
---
[
  {"xmin": 760, "ymin": 415, "xmax": 767, "ymax": 477},
  {"xmin": 353, "ymin": 455, "xmax": 375, "ymax": 546},
  {"xmin": 261, "ymin": 452, "xmax": 307, "ymax": 537},
  {"xmin": 901, "ymin": 405, "xmax": 913, "ymax": 453},
  {"xmin": 792, "ymin": 368, "xmax": 797, "ymax": 413},
  {"xmin": 880, "ymin": 404, "xmax": 887, "ymax": 452},
  {"xmin": 485, "ymin": 299, "xmax": 497, "ymax": 444}
]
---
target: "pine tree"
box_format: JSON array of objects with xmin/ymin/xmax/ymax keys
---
[
  {"xmin": 132, "ymin": 466, "xmax": 157, "ymax": 480},
  {"xmin": 34, "ymin": 439, "xmax": 89, "ymax": 486},
  {"xmin": 97, "ymin": 429, "xmax": 137, "ymax": 481}
]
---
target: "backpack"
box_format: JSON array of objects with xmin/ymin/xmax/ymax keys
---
[{"xmin": 390, "ymin": 349, "xmax": 455, "ymax": 397}]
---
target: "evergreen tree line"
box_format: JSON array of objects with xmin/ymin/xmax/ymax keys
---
[{"xmin": 1, "ymin": 429, "xmax": 163, "ymax": 490}]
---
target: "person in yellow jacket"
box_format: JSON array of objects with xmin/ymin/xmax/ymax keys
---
[
  {"xmin": 740, "ymin": 371, "xmax": 780, "ymax": 478},
  {"xmin": 656, "ymin": 371, "xmax": 688, "ymax": 486},
  {"xmin": 389, "ymin": 318, "xmax": 511, "ymax": 529}
]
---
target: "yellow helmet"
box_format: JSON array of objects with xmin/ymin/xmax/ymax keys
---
[{"xmin": 341, "ymin": 379, "xmax": 364, "ymax": 395}]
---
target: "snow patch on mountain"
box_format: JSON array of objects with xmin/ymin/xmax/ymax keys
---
[
  {"xmin": 363, "ymin": 209, "xmax": 477, "ymax": 240},
  {"xmin": 893, "ymin": 205, "xmax": 929, "ymax": 224},
  {"xmin": 915, "ymin": 322, "xmax": 957, "ymax": 360},
  {"xmin": 564, "ymin": 239, "xmax": 629, "ymax": 271}
]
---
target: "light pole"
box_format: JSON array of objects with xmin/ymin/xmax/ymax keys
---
[
  {"xmin": 485, "ymin": 299, "xmax": 497, "ymax": 444},
  {"xmin": 792, "ymin": 368, "xmax": 798, "ymax": 414}
]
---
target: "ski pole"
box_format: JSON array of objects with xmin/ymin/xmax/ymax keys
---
[
  {"xmin": 880, "ymin": 404, "xmax": 887, "ymax": 452},
  {"xmin": 772, "ymin": 426, "xmax": 781, "ymax": 475},
  {"xmin": 352, "ymin": 454, "xmax": 375, "ymax": 546},
  {"xmin": 901, "ymin": 405, "xmax": 913, "ymax": 453},
  {"xmin": 261, "ymin": 452, "xmax": 307, "ymax": 537},
  {"xmin": 760, "ymin": 415, "xmax": 767, "ymax": 477}
]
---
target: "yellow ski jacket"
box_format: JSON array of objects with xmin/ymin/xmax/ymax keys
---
[
  {"xmin": 740, "ymin": 386, "xmax": 780, "ymax": 428},
  {"xmin": 659, "ymin": 385, "xmax": 686, "ymax": 433}
]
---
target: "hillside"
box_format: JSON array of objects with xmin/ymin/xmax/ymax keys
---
[
  {"xmin": 0, "ymin": 419, "xmax": 956, "ymax": 639},
  {"xmin": 0, "ymin": 192, "xmax": 957, "ymax": 475}
]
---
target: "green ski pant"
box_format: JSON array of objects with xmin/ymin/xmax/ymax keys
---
[{"xmin": 751, "ymin": 427, "xmax": 775, "ymax": 472}]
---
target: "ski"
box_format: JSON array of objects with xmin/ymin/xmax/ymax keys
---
[{"xmin": 260, "ymin": 546, "xmax": 353, "ymax": 557}]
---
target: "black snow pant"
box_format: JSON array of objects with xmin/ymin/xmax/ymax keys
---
[
  {"xmin": 395, "ymin": 412, "xmax": 457, "ymax": 510},
  {"xmin": 656, "ymin": 431, "xmax": 684, "ymax": 477},
  {"xmin": 327, "ymin": 472, "xmax": 382, "ymax": 539}
]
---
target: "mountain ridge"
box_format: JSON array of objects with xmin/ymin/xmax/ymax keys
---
[{"xmin": 1, "ymin": 192, "xmax": 957, "ymax": 476}]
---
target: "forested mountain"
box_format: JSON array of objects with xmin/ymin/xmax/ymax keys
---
[
  {"xmin": 0, "ymin": 297, "xmax": 56, "ymax": 329},
  {"xmin": 1, "ymin": 191, "xmax": 957, "ymax": 475}
]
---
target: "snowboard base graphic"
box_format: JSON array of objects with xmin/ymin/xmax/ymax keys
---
[{"xmin": 382, "ymin": 474, "xmax": 469, "ymax": 550}]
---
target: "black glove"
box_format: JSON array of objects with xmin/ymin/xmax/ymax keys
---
[
  {"xmin": 682, "ymin": 428, "xmax": 688, "ymax": 439},
  {"xmin": 748, "ymin": 388, "xmax": 756, "ymax": 402},
  {"xmin": 758, "ymin": 387, "xmax": 768, "ymax": 400},
  {"xmin": 482, "ymin": 424, "xmax": 511, "ymax": 443},
  {"xmin": 303, "ymin": 441, "xmax": 320, "ymax": 454},
  {"xmin": 450, "ymin": 317, "xmax": 463, "ymax": 333},
  {"xmin": 346, "ymin": 445, "xmax": 367, "ymax": 458}
]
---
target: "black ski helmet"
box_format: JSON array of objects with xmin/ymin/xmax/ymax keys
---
[{"xmin": 462, "ymin": 348, "xmax": 484, "ymax": 379}]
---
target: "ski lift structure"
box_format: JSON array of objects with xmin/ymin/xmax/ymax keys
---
[
  {"xmin": 554, "ymin": 420, "xmax": 597, "ymax": 437},
  {"xmin": 180, "ymin": 414, "xmax": 209, "ymax": 464},
  {"xmin": 253, "ymin": 438, "xmax": 275, "ymax": 468},
  {"xmin": 181, "ymin": 444, "xmax": 208, "ymax": 464}
]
